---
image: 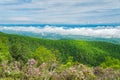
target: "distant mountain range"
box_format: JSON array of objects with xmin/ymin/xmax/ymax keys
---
[{"xmin": 0, "ymin": 24, "xmax": 120, "ymax": 44}]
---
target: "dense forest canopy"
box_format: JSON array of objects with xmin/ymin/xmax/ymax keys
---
[
  {"xmin": 0, "ymin": 32, "xmax": 120, "ymax": 66},
  {"xmin": 0, "ymin": 32, "xmax": 120, "ymax": 80}
]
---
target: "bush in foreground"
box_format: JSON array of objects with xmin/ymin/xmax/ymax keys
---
[{"xmin": 0, "ymin": 59, "xmax": 120, "ymax": 80}]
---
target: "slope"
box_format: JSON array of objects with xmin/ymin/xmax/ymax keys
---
[{"xmin": 0, "ymin": 32, "xmax": 120, "ymax": 66}]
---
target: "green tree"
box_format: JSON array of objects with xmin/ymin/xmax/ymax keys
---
[
  {"xmin": 32, "ymin": 46, "xmax": 56, "ymax": 65},
  {"xmin": 100, "ymin": 56, "xmax": 120, "ymax": 69},
  {"xmin": 10, "ymin": 43, "xmax": 30, "ymax": 63},
  {"xmin": 0, "ymin": 36, "xmax": 12, "ymax": 62}
]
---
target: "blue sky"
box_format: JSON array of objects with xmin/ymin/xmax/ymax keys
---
[{"xmin": 0, "ymin": 0, "xmax": 120, "ymax": 24}]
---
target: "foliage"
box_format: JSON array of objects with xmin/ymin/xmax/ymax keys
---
[
  {"xmin": 32, "ymin": 46, "xmax": 57, "ymax": 65},
  {"xmin": 0, "ymin": 32, "xmax": 120, "ymax": 79},
  {"xmin": 0, "ymin": 34, "xmax": 12, "ymax": 62},
  {"xmin": 0, "ymin": 59, "xmax": 119, "ymax": 80},
  {"xmin": 0, "ymin": 32, "xmax": 120, "ymax": 66},
  {"xmin": 100, "ymin": 56, "xmax": 120, "ymax": 69}
]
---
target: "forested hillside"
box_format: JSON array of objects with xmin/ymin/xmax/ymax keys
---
[
  {"xmin": 0, "ymin": 32, "xmax": 120, "ymax": 80},
  {"xmin": 0, "ymin": 32, "xmax": 120, "ymax": 66}
]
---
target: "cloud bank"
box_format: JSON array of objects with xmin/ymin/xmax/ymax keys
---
[{"xmin": 0, "ymin": 26, "xmax": 120, "ymax": 38}]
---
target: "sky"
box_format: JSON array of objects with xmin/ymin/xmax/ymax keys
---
[{"xmin": 0, "ymin": 0, "xmax": 120, "ymax": 24}]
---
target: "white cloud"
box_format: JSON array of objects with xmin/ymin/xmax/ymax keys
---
[
  {"xmin": 0, "ymin": 0, "xmax": 18, "ymax": 3},
  {"xmin": 0, "ymin": 0, "xmax": 120, "ymax": 24},
  {"xmin": 10, "ymin": 17, "xmax": 32, "ymax": 21},
  {"xmin": 0, "ymin": 26, "xmax": 120, "ymax": 38}
]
